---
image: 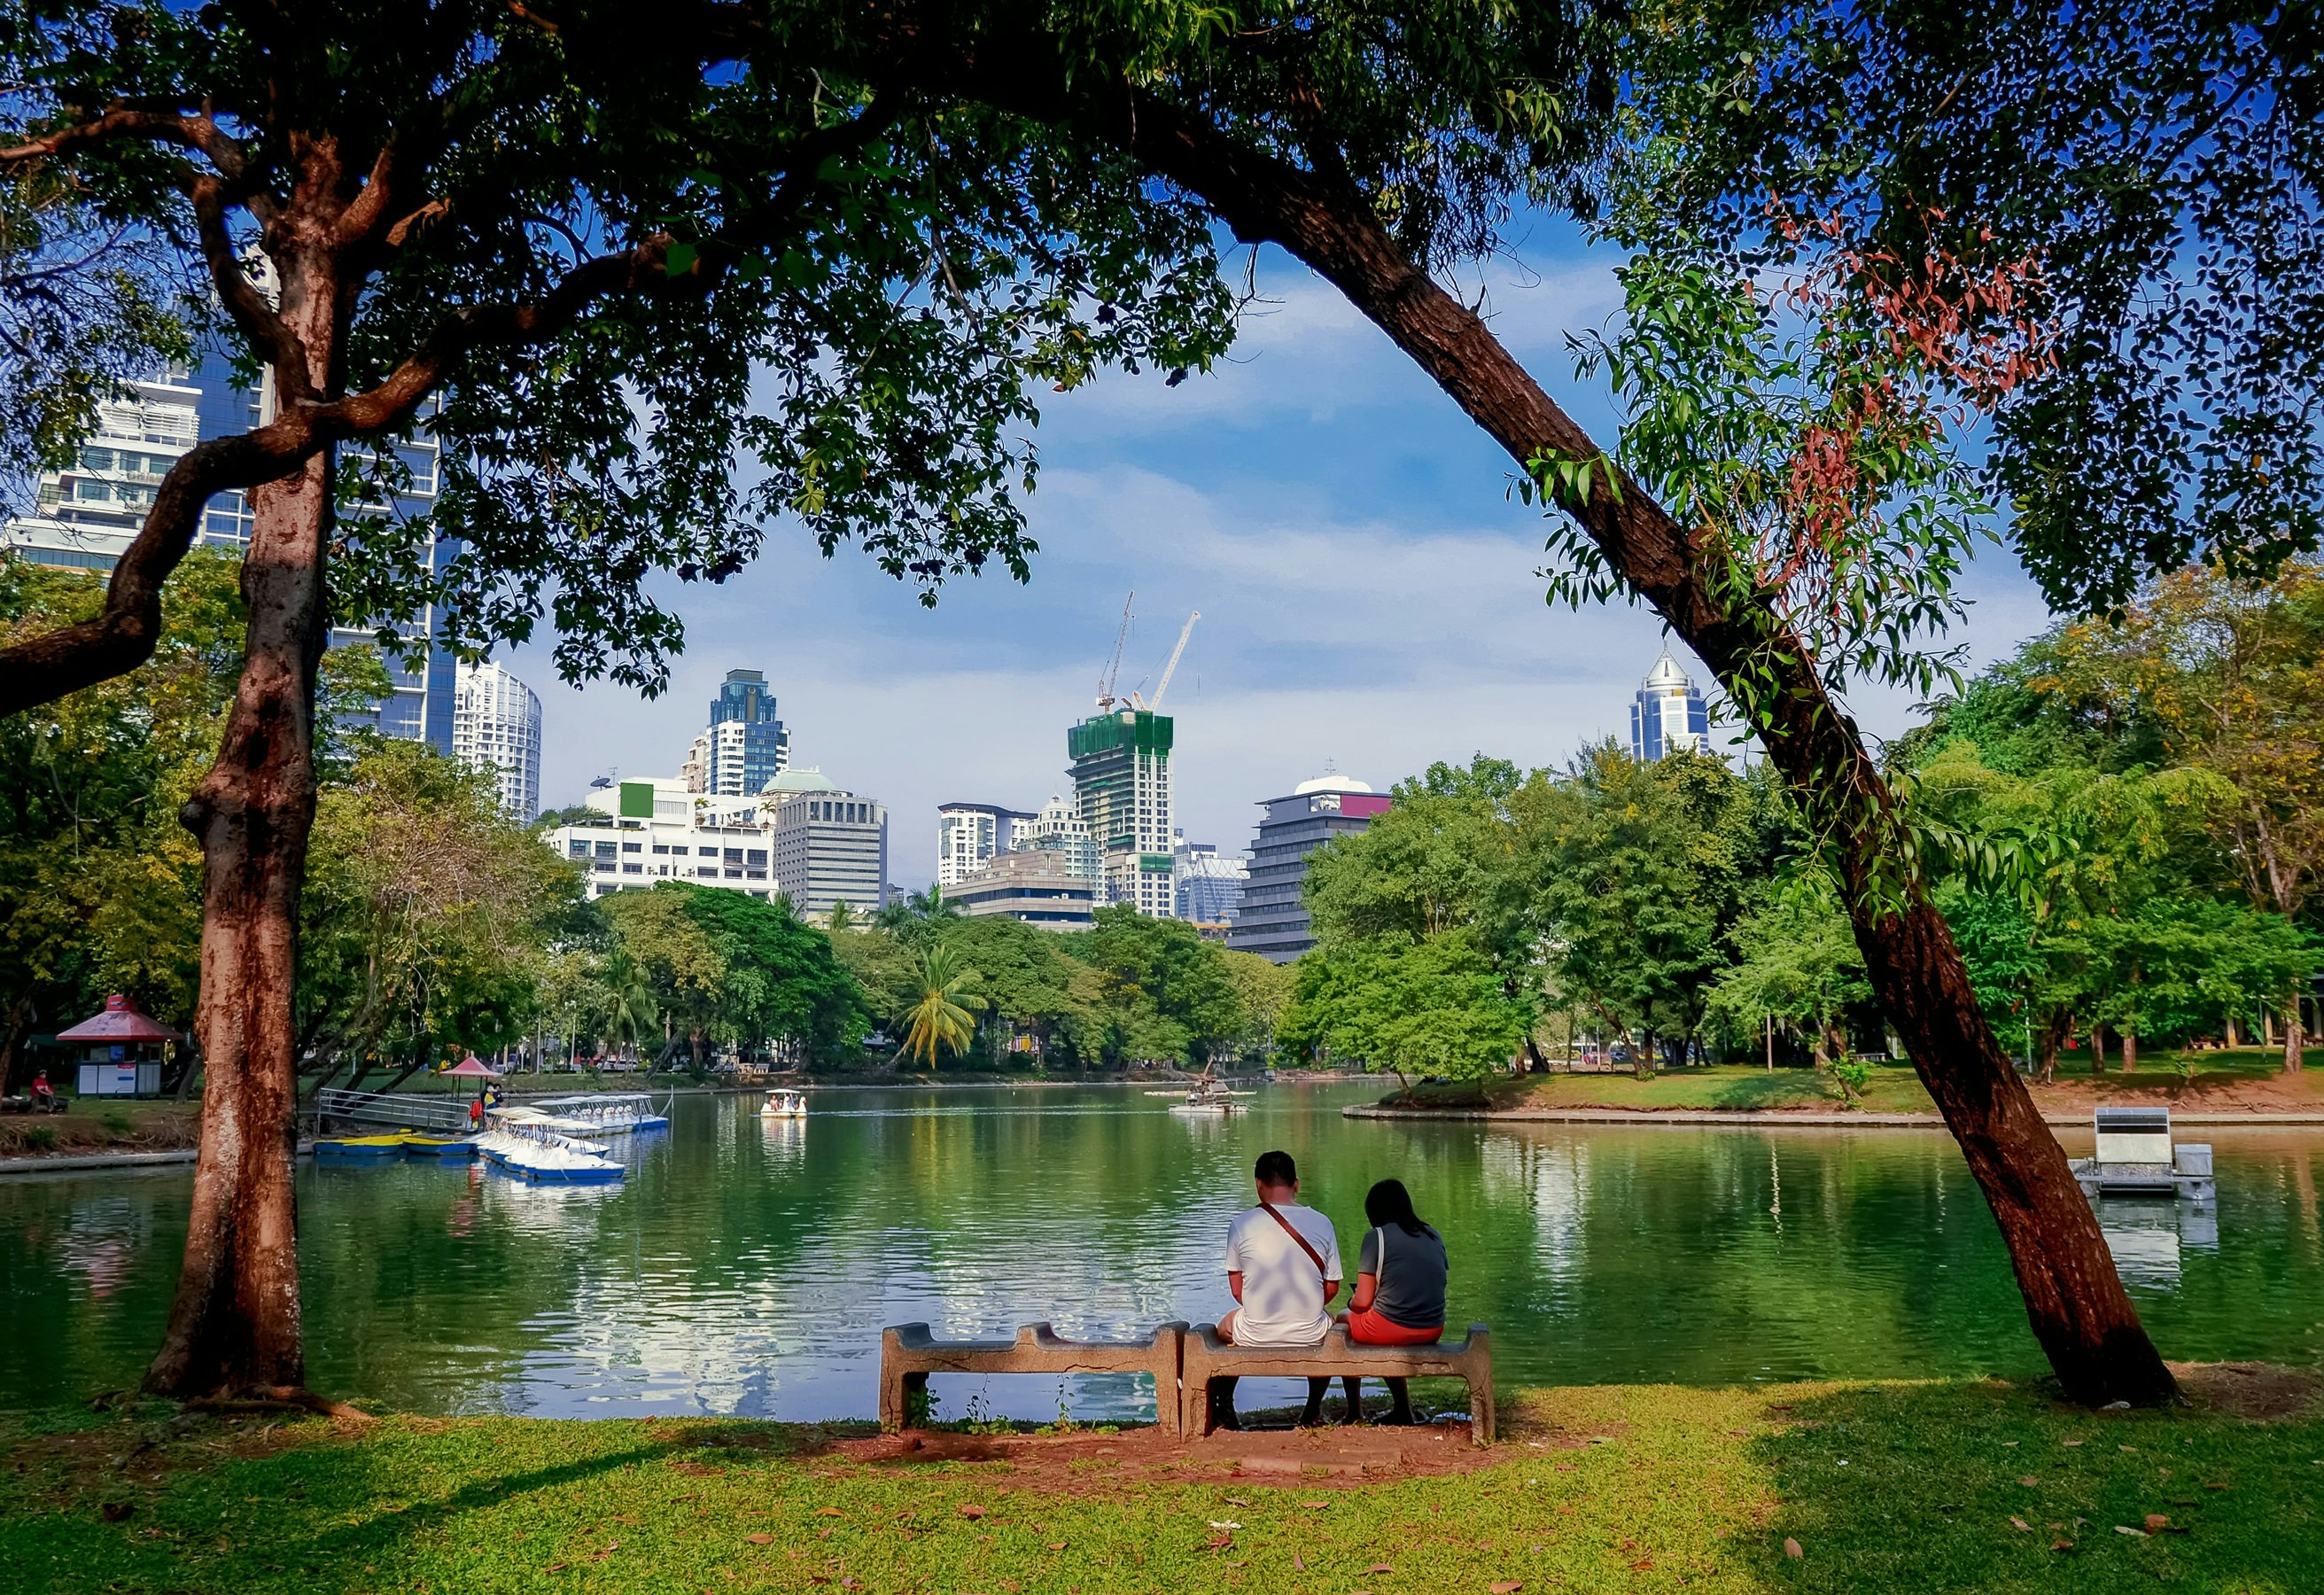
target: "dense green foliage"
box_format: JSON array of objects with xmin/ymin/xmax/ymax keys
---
[{"xmin": 1295, "ymin": 569, "xmax": 2320, "ymax": 1083}]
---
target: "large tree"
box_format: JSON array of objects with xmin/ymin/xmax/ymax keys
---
[
  {"xmin": 0, "ymin": 0, "xmax": 1228, "ymax": 1400},
  {"xmin": 785, "ymin": 0, "xmax": 2323, "ymax": 1403}
]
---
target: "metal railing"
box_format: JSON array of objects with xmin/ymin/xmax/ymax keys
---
[{"xmin": 314, "ymin": 1087, "xmax": 472, "ymax": 1132}]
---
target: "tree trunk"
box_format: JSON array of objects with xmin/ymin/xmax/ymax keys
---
[
  {"xmin": 0, "ymin": 993, "xmax": 35, "ymax": 1096},
  {"xmin": 2034, "ymin": 1008, "xmax": 2069, "ymax": 1086},
  {"xmin": 2286, "ymin": 990, "xmax": 2305, "ymax": 1074},
  {"xmin": 143, "ymin": 230, "xmax": 341, "ymax": 1397},
  {"xmin": 1048, "ymin": 100, "xmax": 2177, "ymax": 1403},
  {"xmin": 2091, "ymin": 1023, "xmax": 2107, "ymax": 1076},
  {"xmin": 2121, "ymin": 1023, "xmax": 2136, "ymax": 1073},
  {"xmin": 144, "ymin": 441, "xmax": 332, "ymax": 1398}
]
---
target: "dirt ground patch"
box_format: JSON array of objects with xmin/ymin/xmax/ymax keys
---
[
  {"xmin": 4, "ymin": 1405, "xmax": 353, "ymax": 1514},
  {"xmin": 2167, "ymin": 1360, "xmax": 2322, "ymax": 1420},
  {"xmin": 822, "ymin": 1412, "xmax": 1509, "ymax": 1495}
]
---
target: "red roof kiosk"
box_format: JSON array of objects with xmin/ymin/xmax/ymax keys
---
[{"xmin": 56, "ymin": 995, "xmax": 180, "ymax": 1098}]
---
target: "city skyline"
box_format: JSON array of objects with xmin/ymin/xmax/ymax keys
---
[{"xmin": 495, "ymin": 240, "xmax": 2050, "ymax": 885}]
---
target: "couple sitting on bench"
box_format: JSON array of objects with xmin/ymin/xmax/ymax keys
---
[{"xmin": 1214, "ymin": 1148, "xmax": 1446, "ymax": 1429}]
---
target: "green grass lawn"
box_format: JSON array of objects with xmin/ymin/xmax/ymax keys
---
[
  {"xmin": 1385, "ymin": 1049, "xmax": 2324, "ymax": 1116},
  {"xmin": 6, "ymin": 1375, "xmax": 2318, "ymax": 1593}
]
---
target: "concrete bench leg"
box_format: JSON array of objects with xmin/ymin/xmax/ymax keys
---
[{"xmin": 880, "ymin": 1367, "xmax": 928, "ymax": 1432}]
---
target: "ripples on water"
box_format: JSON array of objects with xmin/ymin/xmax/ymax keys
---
[{"xmin": 2, "ymin": 1085, "xmax": 2320, "ymax": 1420}]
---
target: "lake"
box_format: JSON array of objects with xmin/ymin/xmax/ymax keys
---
[{"xmin": 4, "ymin": 1083, "xmax": 2319, "ymax": 1421}]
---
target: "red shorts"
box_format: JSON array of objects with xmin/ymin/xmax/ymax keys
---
[{"xmin": 1345, "ymin": 1308, "xmax": 1442, "ymax": 1346}]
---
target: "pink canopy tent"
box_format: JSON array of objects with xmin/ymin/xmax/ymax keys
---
[
  {"xmin": 442, "ymin": 1056, "xmax": 501, "ymax": 1079},
  {"xmin": 55, "ymin": 994, "xmax": 179, "ymax": 1098},
  {"xmin": 55, "ymin": 993, "xmax": 179, "ymax": 1045}
]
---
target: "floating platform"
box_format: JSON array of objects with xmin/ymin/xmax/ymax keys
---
[
  {"xmin": 475, "ymin": 1126, "xmax": 625, "ymax": 1184},
  {"xmin": 2071, "ymin": 1106, "xmax": 2214, "ymax": 1203}
]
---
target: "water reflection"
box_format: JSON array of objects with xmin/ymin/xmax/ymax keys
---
[{"xmin": 1, "ymin": 1092, "xmax": 2320, "ymax": 1421}]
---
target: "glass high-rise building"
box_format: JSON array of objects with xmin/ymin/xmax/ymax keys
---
[
  {"xmin": 684, "ymin": 668, "xmax": 791, "ymax": 796},
  {"xmin": 0, "ymin": 354, "xmax": 457, "ymax": 751},
  {"xmin": 1629, "ymin": 650, "xmax": 1710, "ymax": 762},
  {"xmin": 1225, "ymin": 775, "xmax": 1390, "ymax": 962}
]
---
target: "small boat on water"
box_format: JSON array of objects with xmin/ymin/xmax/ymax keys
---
[
  {"xmin": 759, "ymin": 1088, "xmax": 808, "ymax": 1119},
  {"xmin": 1163, "ymin": 1070, "xmax": 1256, "ymax": 1116},
  {"xmin": 314, "ymin": 1133, "xmax": 411, "ymax": 1159},
  {"xmin": 399, "ymin": 1133, "xmax": 479, "ymax": 1160},
  {"xmin": 497, "ymin": 1093, "xmax": 668, "ymax": 1138},
  {"xmin": 475, "ymin": 1122, "xmax": 624, "ymax": 1184}
]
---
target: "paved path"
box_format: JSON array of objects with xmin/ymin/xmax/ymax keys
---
[
  {"xmin": 1344, "ymin": 1105, "xmax": 2324, "ymax": 1129},
  {"xmin": 0, "ymin": 1142, "xmax": 320, "ymax": 1176}
]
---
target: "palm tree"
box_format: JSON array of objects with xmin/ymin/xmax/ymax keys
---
[
  {"xmin": 825, "ymin": 899, "xmax": 855, "ymax": 932},
  {"xmin": 602, "ymin": 952, "xmax": 657, "ymax": 1066},
  {"xmin": 899, "ymin": 944, "xmax": 979, "ymax": 1068}
]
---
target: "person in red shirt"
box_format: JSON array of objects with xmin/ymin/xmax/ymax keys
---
[{"xmin": 28, "ymin": 1070, "xmax": 56, "ymax": 1109}]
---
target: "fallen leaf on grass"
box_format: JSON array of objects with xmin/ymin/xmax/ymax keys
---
[
  {"xmin": 2050, "ymin": 1539, "xmax": 2075, "ymax": 1552},
  {"xmin": 542, "ymin": 1564, "xmax": 567, "ymax": 1575},
  {"xmin": 2144, "ymin": 1514, "xmax": 2170, "ymax": 1530},
  {"xmin": 1301, "ymin": 1499, "xmax": 1330, "ymax": 1509},
  {"xmin": 588, "ymin": 1541, "xmax": 620, "ymax": 1561},
  {"xmin": 1490, "ymin": 1583, "xmax": 1523, "ymax": 1593},
  {"xmin": 1206, "ymin": 1533, "xmax": 1233, "ymax": 1551},
  {"xmin": 958, "ymin": 1505, "xmax": 989, "ymax": 1520},
  {"xmin": 2203, "ymin": 1482, "xmax": 2230, "ymax": 1491},
  {"xmin": 1293, "ymin": 1552, "xmax": 1305, "ymax": 1573},
  {"xmin": 2009, "ymin": 1518, "xmax": 2032, "ymax": 1532},
  {"xmin": 815, "ymin": 1507, "xmax": 843, "ymax": 1517},
  {"xmin": 1045, "ymin": 1542, "xmax": 1068, "ymax": 1551},
  {"xmin": 1783, "ymin": 1538, "xmax": 1803, "ymax": 1560},
  {"xmin": 2114, "ymin": 1526, "xmax": 2149, "ymax": 1538},
  {"xmin": 2019, "ymin": 1475, "xmax": 2039, "ymax": 1487},
  {"xmin": 1209, "ymin": 1521, "xmax": 1242, "ymax": 1531},
  {"xmin": 2119, "ymin": 1445, "xmax": 2137, "ymax": 1453},
  {"xmin": 1629, "ymin": 1560, "xmax": 1655, "ymax": 1571},
  {"xmin": 1554, "ymin": 1464, "xmax": 1576, "ymax": 1473},
  {"xmin": 2063, "ymin": 1440, "xmax": 2084, "ymax": 1448},
  {"xmin": 1368, "ymin": 1562, "xmax": 1396, "ymax": 1574},
  {"xmin": 1224, "ymin": 1497, "xmax": 1248, "ymax": 1506}
]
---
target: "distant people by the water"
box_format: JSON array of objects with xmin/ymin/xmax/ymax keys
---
[
  {"xmin": 1214, "ymin": 1148, "xmax": 1342, "ymax": 1429},
  {"xmin": 1338, "ymin": 1177, "xmax": 1449, "ymax": 1425},
  {"xmin": 28, "ymin": 1070, "xmax": 54, "ymax": 1108}
]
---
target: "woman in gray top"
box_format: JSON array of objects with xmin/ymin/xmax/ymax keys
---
[{"xmin": 1336, "ymin": 1178, "xmax": 1447, "ymax": 1424}]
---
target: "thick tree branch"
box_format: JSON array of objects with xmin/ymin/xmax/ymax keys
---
[
  {"xmin": 0, "ymin": 105, "xmax": 252, "ymax": 182},
  {"xmin": 0, "ymin": 241, "xmax": 697, "ymax": 719},
  {"xmin": 187, "ymin": 173, "xmax": 306, "ymax": 384}
]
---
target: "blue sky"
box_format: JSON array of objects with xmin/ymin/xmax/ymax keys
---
[{"xmin": 513, "ymin": 226, "xmax": 2056, "ymax": 885}]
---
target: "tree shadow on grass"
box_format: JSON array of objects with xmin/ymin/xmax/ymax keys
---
[
  {"xmin": 1744, "ymin": 1375, "xmax": 2324, "ymax": 1593},
  {"xmin": 11, "ymin": 1415, "xmax": 837, "ymax": 1593}
]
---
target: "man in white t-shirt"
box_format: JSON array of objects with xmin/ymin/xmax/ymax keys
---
[{"xmin": 1212, "ymin": 1149, "xmax": 1342, "ymax": 1428}]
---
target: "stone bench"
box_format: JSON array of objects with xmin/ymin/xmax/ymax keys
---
[
  {"xmin": 878, "ymin": 1320, "xmax": 1187, "ymax": 1435},
  {"xmin": 1179, "ymin": 1322, "xmax": 1495, "ymax": 1443}
]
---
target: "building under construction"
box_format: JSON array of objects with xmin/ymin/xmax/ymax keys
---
[{"xmin": 1070, "ymin": 600, "xmax": 1197, "ymax": 918}]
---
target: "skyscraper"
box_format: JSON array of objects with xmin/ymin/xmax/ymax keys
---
[
  {"xmin": 1068, "ymin": 707, "xmax": 1175, "ymax": 917},
  {"xmin": 1226, "ymin": 774, "xmax": 1391, "ymax": 962},
  {"xmin": 937, "ymin": 802, "xmax": 1037, "ymax": 891},
  {"xmin": 684, "ymin": 667, "xmax": 791, "ymax": 796},
  {"xmin": 1, "ymin": 354, "xmax": 457, "ymax": 751},
  {"xmin": 1630, "ymin": 650, "xmax": 1710, "ymax": 762},
  {"xmin": 1174, "ymin": 834, "xmax": 1249, "ymax": 927},
  {"xmin": 453, "ymin": 659, "xmax": 543, "ymax": 821}
]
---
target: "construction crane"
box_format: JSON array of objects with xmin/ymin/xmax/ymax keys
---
[
  {"xmin": 1146, "ymin": 611, "xmax": 1201, "ymax": 712},
  {"xmin": 1095, "ymin": 591, "xmax": 1134, "ymax": 711}
]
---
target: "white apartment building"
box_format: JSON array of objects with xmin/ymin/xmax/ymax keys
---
[
  {"xmin": 3, "ymin": 374, "xmax": 206, "ymax": 571},
  {"xmin": 1022, "ymin": 793, "xmax": 1101, "ymax": 883},
  {"xmin": 452, "ymin": 659, "xmax": 542, "ymax": 820},
  {"xmin": 952, "ymin": 850, "xmax": 1098, "ymax": 929},
  {"xmin": 936, "ymin": 802, "xmax": 1037, "ymax": 891},
  {"xmin": 768, "ymin": 769, "xmax": 888, "ymax": 916},
  {"xmin": 541, "ymin": 777, "xmax": 777, "ymax": 901}
]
